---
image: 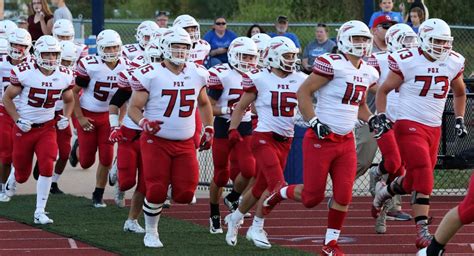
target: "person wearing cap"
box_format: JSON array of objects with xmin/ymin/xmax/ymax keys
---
[
  {"xmin": 267, "ymin": 15, "xmax": 301, "ymax": 49},
  {"xmin": 368, "ymin": 0, "xmax": 403, "ymax": 28},
  {"xmin": 155, "ymin": 10, "xmax": 169, "ymax": 28}
]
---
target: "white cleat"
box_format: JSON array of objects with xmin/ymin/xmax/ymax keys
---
[
  {"xmin": 108, "ymin": 158, "xmax": 118, "ymax": 186},
  {"xmin": 5, "ymin": 176, "xmax": 16, "ymax": 198},
  {"xmin": 123, "ymin": 219, "xmax": 145, "ymax": 233},
  {"xmin": 416, "ymin": 247, "xmax": 427, "ymax": 256},
  {"xmin": 224, "ymin": 214, "xmax": 241, "ymax": 246},
  {"xmin": 34, "ymin": 212, "xmax": 53, "ymax": 225},
  {"xmin": 190, "ymin": 195, "xmax": 197, "ymax": 205},
  {"xmin": 0, "ymin": 193, "xmax": 10, "ymax": 202},
  {"xmin": 144, "ymin": 232, "xmax": 163, "ymax": 248},
  {"xmin": 114, "ymin": 183, "xmax": 125, "ymax": 208},
  {"xmin": 246, "ymin": 226, "xmax": 272, "ymax": 249}
]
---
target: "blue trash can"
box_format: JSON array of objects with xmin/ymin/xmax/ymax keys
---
[{"xmin": 284, "ymin": 124, "xmax": 307, "ymax": 184}]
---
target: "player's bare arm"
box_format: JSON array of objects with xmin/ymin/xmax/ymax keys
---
[
  {"xmin": 228, "ymin": 91, "xmax": 256, "ymax": 130},
  {"xmin": 2, "ymin": 84, "xmax": 22, "ymax": 122},
  {"xmin": 450, "ymin": 75, "xmax": 466, "ymax": 119},
  {"xmin": 72, "ymin": 85, "xmax": 94, "ymax": 131},
  {"xmin": 61, "ymin": 89, "xmax": 74, "ymax": 118},
  {"xmin": 296, "ymin": 73, "xmax": 329, "ymax": 121},
  {"xmin": 128, "ymin": 90, "xmax": 149, "ymax": 125},
  {"xmin": 357, "ymin": 97, "xmax": 373, "ymax": 122},
  {"xmin": 375, "ymin": 70, "xmax": 403, "ymax": 114},
  {"xmin": 197, "ymin": 87, "xmax": 213, "ymax": 127}
]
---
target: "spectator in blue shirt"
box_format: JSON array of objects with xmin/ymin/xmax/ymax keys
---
[
  {"xmin": 268, "ymin": 16, "xmax": 301, "ymax": 49},
  {"xmin": 409, "ymin": 7, "xmax": 425, "ymax": 33},
  {"xmin": 302, "ymin": 23, "xmax": 336, "ymax": 73},
  {"xmin": 369, "ymin": 0, "xmax": 403, "ymax": 28},
  {"xmin": 203, "ymin": 17, "xmax": 237, "ymax": 68}
]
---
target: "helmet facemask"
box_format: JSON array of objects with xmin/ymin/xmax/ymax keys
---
[
  {"xmin": 8, "ymin": 43, "xmax": 29, "ymax": 60},
  {"xmin": 347, "ymin": 35, "xmax": 373, "ymax": 57},
  {"xmin": 99, "ymin": 45, "xmax": 121, "ymax": 62},
  {"xmin": 168, "ymin": 43, "xmax": 190, "ymax": 65},
  {"xmin": 233, "ymin": 52, "xmax": 258, "ymax": 73},
  {"xmin": 279, "ymin": 52, "xmax": 298, "ymax": 72},
  {"xmin": 424, "ymin": 37, "xmax": 453, "ymax": 61},
  {"xmin": 37, "ymin": 51, "xmax": 61, "ymax": 71}
]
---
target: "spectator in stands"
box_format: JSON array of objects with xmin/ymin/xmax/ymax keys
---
[
  {"xmin": 51, "ymin": 0, "xmax": 72, "ymax": 22},
  {"xmin": 268, "ymin": 15, "xmax": 301, "ymax": 49},
  {"xmin": 301, "ymin": 23, "xmax": 335, "ymax": 73},
  {"xmin": 246, "ymin": 24, "xmax": 265, "ymax": 37},
  {"xmin": 409, "ymin": 7, "xmax": 425, "ymax": 33},
  {"xmin": 27, "ymin": 0, "xmax": 53, "ymax": 41},
  {"xmin": 401, "ymin": 0, "xmax": 429, "ymax": 23},
  {"xmin": 368, "ymin": 0, "xmax": 403, "ymax": 28},
  {"xmin": 155, "ymin": 10, "xmax": 169, "ymax": 28},
  {"xmin": 203, "ymin": 17, "xmax": 237, "ymax": 68}
]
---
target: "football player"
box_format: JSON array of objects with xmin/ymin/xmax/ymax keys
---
[
  {"xmin": 122, "ymin": 20, "xmax": 159, "ymax": 61},
  {"xmin": 73, "ymin": 29, "xmax": 129, "ymax": 207},
  {"xmin": 262, "ymin": 21, "xmax": 380, "ymax": 255},
  {"xmin": 250, "ymin": 33, "xmax": 271, "ymax": 69},
  {"xmin": 108, "ymin": 39, "xmax": 163, "ymax": 233},
  {"xmin": 224, "ymin": 36, "xmax": 307, "ymax": 249},
  {"xmin": 2, "ymin": 35, "xmax": 74, "ymax": 224},
  {"xmin": 0, "ymin": 28, "xmax": 33, "ymax": 202},
  {"xmin": 373, "ymin": 18, "xmax": 467, "ymax": 249},
  {"xmin": 367, "ymin": 23, "xmax": 419, "ymax": 233},
  {"xmin": 207, "ymin": 37, "xmax": 258, "ymax": 234},
  {"xmin": 128, "ymin": 27, "xmax": 213, "ymax": 248},
  {"xmin": 52, "ymin": 19, "xmax": 88, "ymax": 60}
]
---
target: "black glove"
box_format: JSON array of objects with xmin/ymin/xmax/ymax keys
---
[
  {"xmin": 309, "ymin": 117, "xmax": 331, "ymax": 139},
  {"xmin": 455, "ymin": 117, "xmax": 468, "ymax": 138},
  {"xmin": 371, "ymin": 113, "xmax": 392, "ymax": 139}
]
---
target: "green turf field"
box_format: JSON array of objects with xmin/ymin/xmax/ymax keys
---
[{"xmin": 0, "ymin": 195, "xmax": 309, "ymax": 256}]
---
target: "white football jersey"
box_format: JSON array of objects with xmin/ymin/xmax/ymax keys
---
[
  {"xmin": 313, "ymin": 53, "xmax": 379, "ymax": 135},
  {"xmin": 368, "ymin": 51, "xmax": 399, "ymax": 121},
  {"xmin": 11, "ymin": 61, "xmax": 74, "ymax": 123},
  {"xmin": 389, "ymin": 48, "xmax": 465, "ymax": 127},
  {"xmin": 130, "ymin": 54, "xmax": 146, "ymax": 68},
  {"xmin": 76, "ymin": 55, "xmax": 129, "ymax": 113},
  {"xmin": 189, "ymin": 39, "xmax": 210, "ymax": 65},
  {"xmin": 131, "ymin": 62, "xmax": 209, "ymax": 140},
  {"xmin": 122, "ymin": 43, "xmax": 143, "ymax": 61},
  {"xmin": 55, "ymin": 66, "xmax": 76, "ymax": 111},
  {"xmin": 208, "ymin": 63, "xmax": 251, "ymax": 121},
  {"xmin": 75, "ymin": 43, "xmax": 89, "ymax": 60},
  {"xmin": 0, "ymin": 56, "xmax": 34, "ymax": 106},
  {"xmin": 117, "ymin": 68, "xmax": 141, "ymax": 130},
  {"xmin": 243, "ymin": 68, "xmax": 307, "ymax": 137}
]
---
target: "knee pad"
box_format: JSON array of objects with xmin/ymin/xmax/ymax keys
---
[
  {"xmin": 173, "ymin": 190, "xmax": 194, "ymax": 204},
  {"xmin": 119, "ymin": 178, "xmax": 136, "ymax": 192},
  {"xmin": 411, "ymin": 192, "xmax": 430, "ymax": 205},
  {"xmin": 302, "ymin": 194, "xmax": 324, "ymax": 208},
  {"xmin": 238, "ymin": 157, "xmax": 256, "ymax": 179},
  {"xmin": 251, "ymin": 185, "xmax": 264, "ymax": 200},
  {"xmin": 389, "ymin": 176, "xmax": 407, "ymax": 195},
  {"xmin": 79, "ymin": 158, "xmax": 95, "ymax": 169},
  {"xmin": 213, "ymin": 168, "xmax": 230, "ymax": 187},
  {"xmin": 15, "ymin": 173, "xmax": 28, "ymax": 184},
  {"xmin": 146, "ymin": 183, "xmax": 168, "ymax": 204}
]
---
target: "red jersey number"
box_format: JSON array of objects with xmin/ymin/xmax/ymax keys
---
[
  {"xmin": 27, "ymin": 88, "xmax": 62, "ymax": 108},
  {"xmin": 270, "ymin": 91, "xmax": 297, "ymax": 117},
  {"xmin": 341, "ymin": 82, "xmax": 367, "ymax": 105},
  {"xmin": 162, "ymin": 89, "xmax": 196, "ymax": 118},
  {"xmin": 416, "ymin": 75, "xmax": 449, "ymax": 99},
  {"xmin": 94, "ymin": 82, "xmax": 118, "ymax": 101}
]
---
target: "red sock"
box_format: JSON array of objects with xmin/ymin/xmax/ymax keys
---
[
  {"xmin": 286, "ymin": 185, "xmax": 296, "ymax": 200},
  {"xmin": 328, "ymin": 208, "xmax": 347, "ymax": 230}
]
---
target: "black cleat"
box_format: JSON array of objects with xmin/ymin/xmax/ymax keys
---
[
  {"xmin": 69, "ymin": 139, "xmax": 79, "ymax": 167},
  {"xmin": 50, "ymin": 182, "xmax": 64, "ymax": 194},
  {"xmin": 224, "ymin": 196, "xmax": 239, "ymax": 212}
]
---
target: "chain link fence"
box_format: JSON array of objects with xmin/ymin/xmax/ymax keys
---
[{"xmin": 75, "ymin": 19, "xmax": 473, "ymax": 196}]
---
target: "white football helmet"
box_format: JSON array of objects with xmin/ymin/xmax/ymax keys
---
[
  {"xmin": 0, "ymin": 38, "xmax": 8, "ymax": 55},
  {"xmin": 52, "ymin": 19, "xmax": 75, "ymax": 41},
  {"xmin": 34, "ymin": 35, "xmax": 61, "ymax": 71},
  {"xmin": 8, "ymin": 28, "xmax": 32, "ymax": 60},
  {"xmin": 173, "ymin": 14, "xmax": 200, "ymax": 43},
  {"xmin": 385, "ymin": 24, "xmax": 419, "ymax": 53},
  {"xmin": 59, "ymin": 41, "xmax": 78, "ymax": 68},
  {"xmin": 135, "ymin": 20, "xmax": 159, "ymax": 49},
  {"xmin": 144, "ymin": 39, "xmax": 163, "ymax": 64},
  {"xmin": 418, "ymin": 18, "xmax": 453, "ymax": 61},
  {"xmin": 0, "ymin": 20, "xmax": 18, "ymax": 39},
  {"xmin": 337, "ymin": 20, "xmax": 373, "ymax": 57},
  {"xmin": 160, "ymin": 27, "xmax": 192, "ymax": 65},
  {"xmin": 228, "ymin": 37, "xmax": 258, "ymax": 73},
  {"xmin": 251, "ymin": 33, "xmax": 271, "ymax": 68},
  {"xmin": 152, "ymin": 27, "xmax": 169, "ymax": 42},
  {"xmin": 266, "ymin": 36, "xmax": 299, "ymax": 72},
  {"xmin": 97, "ymin": 29, "xmax": 122, "ymax": 62}
]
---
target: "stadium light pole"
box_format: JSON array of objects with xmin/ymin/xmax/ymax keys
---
[
  {"xmin": 91, "ymin": 0, "xmax": 104, "ymax": 35},
  {"xmin": 364, "ymin": 0, "xmax": 375, "ymax": 25}
]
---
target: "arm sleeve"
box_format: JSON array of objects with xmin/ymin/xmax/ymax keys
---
[{"xmin": 109, "ymin": 88, "xmax": 132, "ymax": 108}]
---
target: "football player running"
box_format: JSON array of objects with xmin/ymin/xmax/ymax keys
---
[
  {"xmin": 2, "ymin": 35, "xmax": 75, "ymax": 224},
  {"xmin": 261, "ymin": 21, "xmax": 380, "ymax": 255},
  {"xmin": 128, "ymin": 27, "xmax": 213, "ymax": 248},
  {"xmin": 224, "ymin": 36, "xmax": 307, "ymax": 249},
  {"xmin": 207, "ymin": 37, "xmax": 258, "ymax": 234},
  {"xmin": 373, "ymin": 18, "xmax": 467, "ymax": 249}
]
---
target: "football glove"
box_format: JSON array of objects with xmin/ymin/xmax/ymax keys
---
[
  {"xmin": 56, "ymin": 115, "xmax": 70, "ymax": 130},
  {"xmin": 309, "ymin": 117, "xmax": 331, "ymax": 139},
  {"xmin": 139, "ymin": 118, "xmax": 163, "ymax": 134},
  {"xmin": 199, "ymin": 126, "xmax": 214, "ymax": 151},
  {"xmin": 228, "ymin": 129, "xmax": 243, "ymax": 148},
  {"xmin": 16, "ymin": 118, "xmax": 32, "ymax": 133},
  {"xmin": 108, "ymin": 126, "xmax": 123, "ymax": 143},
  {"xmin": 455, "ymin": 117, "xmax": 468, "ymax": 138}
]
